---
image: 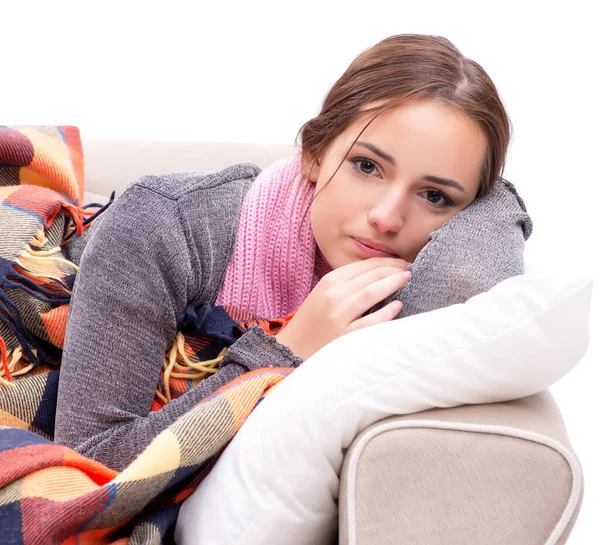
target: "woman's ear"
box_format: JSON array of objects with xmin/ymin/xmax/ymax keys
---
[{"xmin": 301, "ymin": 155, "xmax": 321, "ymax": 184}]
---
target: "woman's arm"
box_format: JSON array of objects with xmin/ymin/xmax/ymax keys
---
[{"xmin": 55, "ymin": 183, "xmax": 300, "ymax": 472}]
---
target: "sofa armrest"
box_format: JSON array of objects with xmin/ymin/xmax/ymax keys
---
[{"xmin": 338, "ymin": 390, "xmax": 583, "ymax": 545}]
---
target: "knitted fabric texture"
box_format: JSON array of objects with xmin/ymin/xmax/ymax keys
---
[
  {"xmin": 369, "ymin": 177, "xmax": 534, "ymax": 318},
  {"xmin": 216, "ymin": 155, "xmax": 332, "ymax": 318}
]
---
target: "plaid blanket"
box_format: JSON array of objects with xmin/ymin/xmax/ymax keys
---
[{"xmin": 0, "ymin": 126, "xmax": 293, "ymax": 544}]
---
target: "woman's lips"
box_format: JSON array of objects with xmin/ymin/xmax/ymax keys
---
[{"xmin": 352, "ymin": 237, "xmax": 397, "ymax": 257}]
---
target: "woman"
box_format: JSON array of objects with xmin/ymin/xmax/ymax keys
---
[{"xmin": 55, "ymin": 34, "xmax": 511, "ymax": 471}]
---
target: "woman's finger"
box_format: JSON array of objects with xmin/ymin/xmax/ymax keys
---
[
  {"xmin": 329, "ymin": 256, "xmax": 408, "ymax": 281},
  {"xmin": 348, "ymin": 300, "xmax": 403, "ymax": 332},
  {"xmin": 344, "ymin": 271, "xmax": 411, "ymax": 322},
  {"xmin": 344, "ymin": 266, "xmax": 410, "ymax": 295}
]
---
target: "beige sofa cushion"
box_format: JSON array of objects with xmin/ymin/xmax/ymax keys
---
[
  {"xmin": 82, "ymin": 139, "xmax": 295, "ymax": 197},
  {"xmin": 82, "ymin": 190, "xmax": 110, "ymax": 205}
]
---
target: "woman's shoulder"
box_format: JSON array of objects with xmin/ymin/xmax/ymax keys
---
[
  {"xmin": 125, "ymin": 162, "xmax": 262, "ymax": 202},
  {"xmin": 67, "ymin": 163, "xmax": 262, "ymax": 265}
]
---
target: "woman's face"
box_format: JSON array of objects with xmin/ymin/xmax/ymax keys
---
[{"xmin": 305, "ymin": 99, "xmax": 487, "ymax": 268}]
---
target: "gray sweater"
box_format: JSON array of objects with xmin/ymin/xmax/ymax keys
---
[{"xmin": 55, "ymin": 163, "xmax": 302, "ymax": 471}]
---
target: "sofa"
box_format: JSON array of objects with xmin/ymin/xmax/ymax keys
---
[{"xmin": 81, "ymin": 138, "xmax": 584, "ymax": 545}]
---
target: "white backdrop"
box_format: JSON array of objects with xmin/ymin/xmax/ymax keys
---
[{"xmin": 2, "ymin": 0, "xmax": 598, "ymax": 542}]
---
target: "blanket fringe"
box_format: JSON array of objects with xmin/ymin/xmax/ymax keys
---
[
  {"xmin": 0, "ymin": 343, "xmax": 29, "ymax": 386},
  {"xmin": 4, "ymin": 239, "xmax": 76, "ymax": 301},
  {"xmin": 0, "ymin": 230, "xmax": 79, "ymax": 380},
  {"xmin": 0, "ymin": 287, "xmax": 51, "ymax": 371},
  {"xmin": 22, "ymin": 245, "xmax": 78, "ymax": 266},
  {"xmin": 30, "ymin": 230, "xmax": 49, "ymax": 249},
  {"xmin": 156, "ymin": 332, "xmax": 226, "ymax": 404},
  {"xmin": 11, "ymin": 227, "xmax": 78, "ymax": 296},
  {"xmin": 14, "ymin": 251, "xmax": 77, "ymax": 292},
  {"xmin": 60, "ymin": 202, "xmax": 90, "ymax": 237},
  {"xmin": 62, "ymin": 191, "xmax": 116, "ymax": 243}
]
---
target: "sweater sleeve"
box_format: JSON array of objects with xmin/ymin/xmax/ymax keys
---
[{"xmin": 55, "ymin": 184, "xmax": 301, "ymax": 472}]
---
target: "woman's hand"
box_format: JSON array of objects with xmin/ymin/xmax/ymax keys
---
[{"xmin": 276, "ymin": 257, "xmax": 411, "ymax": 360}]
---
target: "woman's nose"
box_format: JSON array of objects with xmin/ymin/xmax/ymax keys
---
[{"xmin": 368, "ymin": 192, "xmax": 406, "ymax": 233}]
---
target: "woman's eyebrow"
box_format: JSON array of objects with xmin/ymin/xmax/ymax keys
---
[
  {"xmin": 354, "ymin": 141, "xmax": 396, "ymax": 166},
  {"xmin": 423, "ymin": 175, "xmax": 466, "ymax": 193},
  {"xmin": 354, "ymin": 140, "xmax": 466, "ymax": 193}
]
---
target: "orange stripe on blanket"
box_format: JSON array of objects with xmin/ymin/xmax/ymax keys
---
[
  {"xmin": 0, "ymin": 337, "xmax": 11, "ymax": 381},
  {"xmin": 0, "ymin": 444, "xmax": 65, "ymax": 487},
  {"xmin": 20, "ymin": 154, "xmax": 79, "ymax": 204},
  {"xmin": 59, "ymin": 530, "xmax": 128, "ymax": 545},
  {"xmin": 61, "ymin": 448, "xmax": 118, "ymax": 486},
  {"xmin": 18, "ymin": 168, "xmax": 67, "ymax": 196},
  {"xmin": 40, "ymin": 305, "xmax": 70, "ymax": 349},
  {"xmin": 0, "ymin": 443, "xmax": 115, "ymax": 489},
  {"xmin": 3, "ymin": 184, "xmax": 65, "ymax": 219},
  {"xmin": 60, "ymin": 126, "xmax": 85, "ymax": 204}
]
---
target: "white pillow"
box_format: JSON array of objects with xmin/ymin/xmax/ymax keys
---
[{"xmin": 175, "ymin": 271, "xmax": 593, "ymax": 545}]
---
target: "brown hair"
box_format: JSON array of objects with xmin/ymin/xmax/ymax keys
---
[{"xmin": 296, "ymin": 34, "xmax": 511, "ymax": 199}]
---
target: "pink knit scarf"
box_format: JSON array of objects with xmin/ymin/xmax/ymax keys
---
[{"xmin": 216, "ymin": 155, "xmax": 332, "ymax": 319}]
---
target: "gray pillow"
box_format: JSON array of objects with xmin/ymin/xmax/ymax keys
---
[{"xmin": 369, "ymin": 178, "xmax": 533, "ymax": 319}]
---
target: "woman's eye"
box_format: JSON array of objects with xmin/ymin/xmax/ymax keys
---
[
  {"xmin": 424, "ymin": 190, "xmax": 452, "ymax": 208},
  {"xmin": 427, "ymin": 190, "xmax": 442, "ymax": 203},
  {"xmin": 350, "ymin": 158, "xmax": 380, "ymax": 178}
]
